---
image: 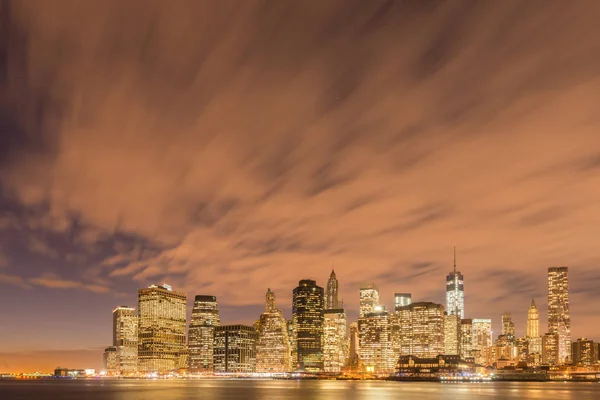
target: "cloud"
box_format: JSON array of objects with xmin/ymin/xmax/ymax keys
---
[{"xmin": 0, "ymin": 0, "xmax": 599, "ymax": 344}]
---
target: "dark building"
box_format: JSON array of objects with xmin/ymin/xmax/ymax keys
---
[
  {"xmin": 213, "ymin": 325, "xmax": 257, "ymax": 373},
  {"xmin": 396, "ymin": 355, "xmax": 472, "ymax": 377},
  {"xmin": 572, "ymin": 338, "xmax": 597, "ymax": 367},
  {"xmin": 292, "ymin": 279, "xmax": 324, "ymax": 372},
  {"xmin": 188, "ymin": 295, "xmax": 220, "ymax": 372}
]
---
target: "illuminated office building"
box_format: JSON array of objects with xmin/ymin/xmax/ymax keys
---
[
  {"xmin": 394, "ymin": 293, "xmax": 412, "ymax": 310},
  {"xmin": 323, "ymin": 308, "xmax": 348, "ymax": 372},
  {"xmin": 444, "ymin": 313, "xmax": 461, "ymax": 356},
  {"xmin": 542, "ymin": 333, "xmax": 559, "ymax": 365},
  {"xmin": 213, "ymin": 325, "xmax": 257, "ymax": 373},
  {"xmin": 256, "ymin": 289, "xmax": 292, "ymax": 373},
  {"xmin": 138, "ymin": 284, "xmax": 187, "ymax": 373},
  {"xmin": 527, "ymin": 299, "xmax": 542, "ymax": 359},
  {"xmin": 188, "ymin": 295, "xmax": 220, "ymax": 372},
  {"xmin": 472, "ymin": 319, "xmax": 492, "ymax": 365},
  {"xmin": 548, "ymin": 266, "xmax": 571, "ymax": 364},
  {"xmin": 396, "ymin": 302, "xmax": 445, "ymax": 358},
  {"xmin": 446, "ymin": 247, "xmax": 464, "ymax": 319},
  {"xmin": 572, "ymin": 338, "xmax": 597, "ymax": 367},
  {"xmin": 359, "ymin": 285, "xmax": 379, "ymax": 318},
  {"xmin": 103, "ymin": 346, "xmax": 119, "ymax": 373},
  {"xmin": 358, "ymin": 308, "xmax": 393, "ymax": 374},
  {"xmin": 501, "ymin": 312, "xmax": 515, "ymax": 337},
  {"xmin": 112, "ymin": 306, "xmax": 138, "ymax": 374},
  {"xmin": 292, "ymin": 279, "xmax": 324, "ymax": 372},
  {"xmin": 326, "ymin": 269, "xmax": 339, "ymax": 309},
  {"xmin": 460, "ymin": 319, "xmax": 473, "ymax": 360}
]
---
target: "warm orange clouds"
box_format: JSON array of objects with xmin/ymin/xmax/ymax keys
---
[{"xmin": 1, "ymin": 0, "xmax": 600, "ymax": 366}]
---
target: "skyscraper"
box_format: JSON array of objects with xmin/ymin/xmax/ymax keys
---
[
  {"xmin": 213, "ymin": 325, "xmax": 257, "ymax": 373},
  {"xmin": 292, "ymin": 279, "xmax": 324, "ymax": 372},
  {"xmin": 394, "ymin": 293, "xmax": 412, "ymax": 310},
  {"xmin": 358, "ymin": 308, "xmax": 393, "ymax": 374},
  {"xmin": 460, "ymin": 319, "xmax": 473, "ymax": 360},
  {"xmin": 323, "ymin": 308, "xmax": 348, "ymax": 372},
  {"xmin": 112, "ymin": 306, "xmax": 138, "ymax": 374},
  {"xmin": 137, "ymin": 284, "xmax": 187, "ymax": 373},
  {"xmin": 256, "ymin": 289, "xmax": 291, "ymax": 373},
  {"xmin": 472, "ymin": 319, "xmax": 492, "ymax": 365},
  {"xmin": 527, "ymin": 299, "xmax": 542, "ymax": 358},
  {"xmin": 501, "ymin": 312, "xmax": 515, "ymax": 337},
  {"xmin": 446, "ymin": 247, "xmax": 465, "ymax": 319},
  {"xmin": 348, "ymin": 322, "xmax": 360, "ymax": 368},
  {"xmin": 188, "ymin": 295, "xmax": 220, "ymax": 372},
  {"xmin": 326, "ymin": 269, "xmax": 339, "ymax": 310},
  {"xmin": 103, "ymin": 346, "xmax": 119, "ymax": 373},
  {"xmin": 548, "ymin": 266, "xmax": 571, "ymax": 364},
  {"xmin": 572, "ymin": 338, "xmax": 597, "ymax": 367},
  {"xmin": 444, "ymin": 313, "xmax": 461, "ymax": 355},
  {"xmin": 359, "ymin": 285, "xmax": 379, "ymax": 318},
  {"xmin": 396, "ymin": 302, "xmax": 445, "ymax": 358}
]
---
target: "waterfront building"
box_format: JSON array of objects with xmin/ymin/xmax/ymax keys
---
[
  {"xmin": 103, "ymin": 346, "xmax": 118, "ymax": 373},
  {"xmin": 444, "ymin": 313, "xmax": 461, "ymax": 355},
  {"xmin": 542, "ymin": 332, "xmax": 559, "ymax": 365},
  {"xmin": 137, "ymin": 284, "xmax": 187, "ymax": 373},
  {"xmin": 396, "ymin": 302, "xmax": 445, "ymax": 358},
  {"xmin": 396, "ymin": 354, "xmax": 471, "ymax": 376},
  {"xmin": 572, "ymin": 338, "xmax": 597, "ymax": 367},
  {"xmin": 446, "ymin": 247, "xmax": 465, "ymax": 319},
  {"xmin": 256, "ymin": 289, "xmax": 292, "ymax": 373},
  {"xmin": 394, "ymin": 293, "xmax": 412, "ymax": 310},
  {"xmin": 323, "ymin": 308, "xmax": 348, "ymax": 372},
  {"xmin": 548, "ymin": 266, "xmax": 571, "ymax": 364},
  {"xmin": 188, "ymin": 295, "xmax": 220, "ymax": 372},
  {"xmin": 292, "ymin": 279, "xmax": 324, "ymax": 372},
  {"xmin": 112, "ymin": 306, "xmax": 138, "ymax": 374},
  {"xmin": 213, "ymin": 325, "xmax": 257, "ymax": 373},
  {"xmin": 526, "ymin": 299, "xmax": 542, "ymax": 363},
  {"xmin": 359, "ymin": 285, "xmax": 379, "ymax": 318},
  {"xmin": 326, "ymin": 269, "xmax": 339, "ymax": 309},
  {"xmin": 358, "ymin": 308, "xmax": 393, "ymax": 374},
  {"xmin": 460, "ymin": 319, "xmax": 473, "ymax": 360},
  {"xmin": 501, "ymin": 312, "xmax": 515, "ymax": 337},
  {"xmin": 471, "ymin": 319, "xmax": 492, "ymax": 365}
]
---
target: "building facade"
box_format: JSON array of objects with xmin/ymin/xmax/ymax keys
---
[
  {"xmin": 103, "ymin": 346, "xmax": 119, "ymax": 374},
  {"xmin": 213, "ymin": 325, "xmax": 257, "ymax": 373},
  {"xmin": 112, "ymin": 306, "xmax": 138, "ymax": 374},
  {"xmin": 501, "ymin": 312, "xmax": 516, "ymax": 337},
  {"xmin": 527, "ymin": 299, "xmax": 542, "ymax": 361},
  {"xmin": 256, "ymin": 289, "xmax": 292, "ymax": 373},
  {"xmin": 188, "ymin": 295, "xmax": 220, "ymax": 372},
  {"xmin": 292, "ymin": 279, "xmax": 324, "ymax": 372},
  {"xmin": 348, "ymin": 322, "xmax": 360, "ymax": 368},
  {"xmin": 446, "ymin": 248, "xmax": 465, "ymax": 319},
  {"xmin": 326, "ymin": 270, "xmax": 339, "ymax": 310},
  {"xmin": 394, "ymin": 293, "xmax": 412, "ymax": 310},
  {"xmin": 460, "ymin": 319, "xmax": 473, "ymax": 360},
  {"xmin": 572, "ymin": 338, "xmax": 597, "ymax": 367},
  {"xmin": 323, "ymin": 308, "xmax": 348, "ymax": 372},
  {"xmin": 395, "ymin": 302, "xmax": 445, "ymax": 358},
  {"xmin": 548, "ymin": 266, "xmax": 571, "ymax": 364},
  {"xmin": 358, "ymin": 310, "xmax": 393, "ymax": 374},
  {"xmin": 542, "ymin": 332, "xmax": 559, "ymax": 365},
  {"xmin": 137, "ymin": 284, "xmax": 187, "ymax": 373},
  {"xmin": 444, "ymin": 313, "xmax": 461, "ymax": 356},
  {"xmin": 472, "ymin": 319, "xmax": 492, "ymax": 365},
  {"xmin": 359, "ymin": 285, "xmax": 379, "ymax": 318}
]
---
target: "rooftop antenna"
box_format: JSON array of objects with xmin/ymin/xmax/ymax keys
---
[{"xmin": 453, "ymin": 246, "xmax": 457, "ymax": 275}]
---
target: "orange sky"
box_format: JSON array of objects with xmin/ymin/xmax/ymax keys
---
[{"xmin": 1, "ymin": 1, "xmax": 600, "ymax": 373}]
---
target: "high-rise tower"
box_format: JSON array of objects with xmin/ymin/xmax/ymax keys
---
[
  {"xmin": 446, "ymin": 247, "xmax": 465, "ymax": 319},
  {"xmin": 326, "ymin": 268, "xmax": 339, "ymax": 310},
  {"xmin": 137, "ymin": 284, "xmax": 187, "ymax": 373},
  {"xmin": 527, "ymin": 299, "xmax": 542, "ymax": 358},
  {"xmin": 112, "ymin": 306, "xmax": 138, "ymax": 374},
  {"xmin": 501, "ymin": 312, "xmax": 516, "ymax": 337},
  {"xmin": 188, "ymin": 295, "xmax": 220, "ymax": 372},
  {"xmin": 292, "ymin": 279, "xmax": 324, "ymax": 372},
  {"xmin": 359, "ymin": 285, "xmax": 379, "ymax": 318},
  {"xmin": 256, "ymin": 289, "xmax": 291, "ymax": 373},
  {"xmin": 548, "ymin": 266, "xmax": 571, "ymax": 364}
]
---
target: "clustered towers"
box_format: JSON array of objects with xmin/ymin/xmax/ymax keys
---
[{"xmin": 102, "ymin": 253, "xmax": 576, "ymax": 375}]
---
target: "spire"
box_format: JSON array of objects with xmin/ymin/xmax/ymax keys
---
[
  {"xmin": 453, "ymin": 246, "xmax": 457, "ymax": 274},
  {"xmin": 531, "ymin": 298, "xmax": 536, "ymax": 307}
]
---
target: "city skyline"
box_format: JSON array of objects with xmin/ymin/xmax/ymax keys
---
[{"xmin": 2, "ymin": 1, "xmax": 600, "ymax": 374}]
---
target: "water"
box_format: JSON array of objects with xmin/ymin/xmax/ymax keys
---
[{"xmin": 2, "ymin": 379, "xmax": 600, "ymax": 399}]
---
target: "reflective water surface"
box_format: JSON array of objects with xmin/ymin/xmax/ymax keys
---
[{"xmin": 2, "ymin": 379, "xmax": 600, "ymax": 400}]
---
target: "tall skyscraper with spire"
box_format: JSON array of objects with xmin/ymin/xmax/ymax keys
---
[
  {"xmin": 527, "ymin": 299, "xmax": 542, "ymax": 360},
  {"xmin": 548, "ymin": 266, "xmax": 571, "ymax": 364},
  {"xmin": 326, "ymin": 268, "xmax": 339, "ymax": 310},
  {"xmin": 446, "ymin": 247, "xmax": 465, "ymax": 319}
]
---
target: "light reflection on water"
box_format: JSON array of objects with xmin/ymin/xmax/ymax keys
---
[{"xmin": 2, "ymin": 380, "xmax": 600, "ymax": 400}]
